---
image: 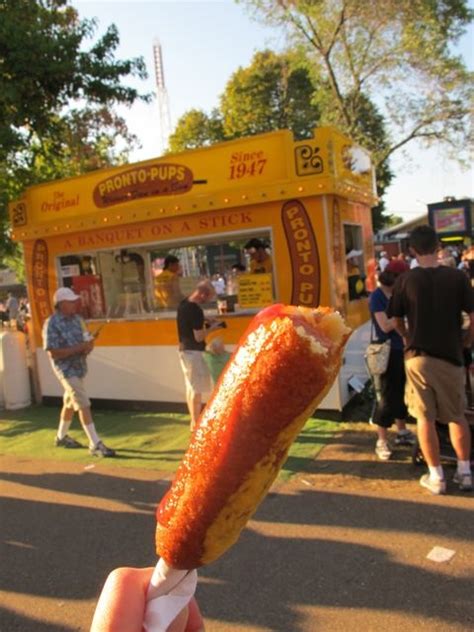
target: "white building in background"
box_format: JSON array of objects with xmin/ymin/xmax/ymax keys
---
[{"xmin": 0, "ymin": 268, "xmax": 23, "ymax": 292}]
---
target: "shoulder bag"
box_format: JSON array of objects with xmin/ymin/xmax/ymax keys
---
[{"xmin": 365, "ymin": 321, "xmax": 391, "ymax": 376}]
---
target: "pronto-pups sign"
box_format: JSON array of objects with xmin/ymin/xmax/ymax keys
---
[
  {"xmin": 93, "ymin": 163, "xmax": 194, "ymax": 208},
  {"xmin": 31, "ymin": 239, "xmax": 53, "ymax": 326},
  {"xmin": 281, "ymin": 199, "xmax": 321, "ymax": 307}
]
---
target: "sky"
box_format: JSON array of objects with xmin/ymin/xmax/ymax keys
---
[{"xmin": 73, "ymin": 0, "xmax": 473, "ymax": 223}]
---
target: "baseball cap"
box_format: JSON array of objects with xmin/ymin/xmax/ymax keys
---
[
  {"xmin": 385, "ymin": 259, "xmax": 409, "ymax": 275},
  {"xmin": 53, "ymin": 287, "xmax": 80, "ymax": 305},
  {"xmin": 345, "ymin": 249, "xmax": 362, "ymax": 259}
]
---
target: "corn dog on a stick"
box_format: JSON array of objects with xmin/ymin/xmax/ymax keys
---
[{"xmin": 156, "ymin": 304, "xmax": 351, "ymax": 569}]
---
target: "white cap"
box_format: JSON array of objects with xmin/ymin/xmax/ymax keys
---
[
  {"xmin": 346, "ymin": 249, "xmax": 363, "ymax": 259},
  {"xmin": 54, "ymin": 287, "xmax": 80, "ymax": 305}
]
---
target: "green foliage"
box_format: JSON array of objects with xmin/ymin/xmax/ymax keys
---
[
  {"xmin": 168, "ymin": 109, "xmax": 224, "ymax": 153},
  {"xmin": 220, "ymin": 50, "xmax": 320, "ymax": 140},
  {"xmin": 169, "ymin": 46, "xmax": 393, "ymax": 229},
  {"xmin": 169, "ymin": 49, "xmax": 320, "ymax": 153},
  {"xmin": 240, "ymin": 0, "xmax": 473, "ymax": 229},
  {"xmin": 240, "ymin": 0, "xmax": 473, "ymax": 164},
  {"xmin": 0, "ymin": 0, "xmax": 148, "ymax": 160},
  {"xmin": 0, "ymin": 0, "xmax": 149, "ymax": 272}
]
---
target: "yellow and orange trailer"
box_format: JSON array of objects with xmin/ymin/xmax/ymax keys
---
[{"xmin": 10, "ymin": 126, "xmax": 377, "ymax": 412}]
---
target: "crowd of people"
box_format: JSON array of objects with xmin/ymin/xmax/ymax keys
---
[
  {"xmin": 0, "ymin": 292, "xmax": 30, "ymax": 329},
  {"xmin": 370, "ymin": 226, "xmax": 472, "ymax": 494},
  {"xmin": 377, "ymin": 242, "xmax": 474, "ymax": 275}
]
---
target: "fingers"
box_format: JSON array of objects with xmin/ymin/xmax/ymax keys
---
[
  {"xmin": 166, "ymin": 598, "xmax": 204, "ymax": 632},
  {"xmin": 90, "ymin": 567, "xmax": 153, "ymax": 632},
  {"xmin": 186, "ymin": 597, "xmax": 205, "ymax": 631},
  {"xmin": 91, "ymin": 567, "xmax": 204, "ymax": 632}
]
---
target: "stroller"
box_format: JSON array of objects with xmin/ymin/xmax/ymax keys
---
[{"xmin": 412, "ymin": 353, "xmax": 474, "ymax": 466}]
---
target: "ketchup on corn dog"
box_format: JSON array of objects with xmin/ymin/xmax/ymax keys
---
[{"xmin": 156, "ymin": 304, "xmax": 351, "ymax": 569}]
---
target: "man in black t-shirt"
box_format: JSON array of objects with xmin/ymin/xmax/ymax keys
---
[
  {"xmin": 177, "ymin": 280, "xmax": 223, "ymax": 429},
  {"xmin": 390, "ymin": 225, "xmax": 473, "ymax": 494}
]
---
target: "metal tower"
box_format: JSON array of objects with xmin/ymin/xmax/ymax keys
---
[{"xmin": 153, "ymin": 39, "xmax": 172, "ymax": 154}]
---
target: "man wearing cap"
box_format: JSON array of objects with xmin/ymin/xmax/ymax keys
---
[
  {"xmin": 244, "ymin": 238, "xmax": 273, "ymax": 274},
  {"xmin": 43, "ymin": 287, "xmax": 115, "ymax": 457},
  {"xmin": 378, "ymin": 251, "xmax": 390, "ymax": 272}
]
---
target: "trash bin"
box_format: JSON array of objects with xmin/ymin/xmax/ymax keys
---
[{"xmin": 0, "ymin": 330, "xmax": 32, "ymax": 409}]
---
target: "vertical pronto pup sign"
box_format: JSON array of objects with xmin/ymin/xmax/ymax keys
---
[
  {"xmin": 282, "ymin": 200, "xmax": 321, "ymax": 307},
  {"xmin": 31, "ymin": 239, "xmax": 53, "ymax": 326}
]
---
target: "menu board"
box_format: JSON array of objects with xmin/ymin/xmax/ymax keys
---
[{"xmin": 238, "ymin": 273, "xmax": 273, "ymax": 309}]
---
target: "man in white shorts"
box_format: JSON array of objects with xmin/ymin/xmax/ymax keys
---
[
  {"xmin": 43, "ymin": 287, "xmax": 116, "ymax": 457},
  {"xmin": 176, "ymin": 281, "xmax": 225, "ymax": 429}
]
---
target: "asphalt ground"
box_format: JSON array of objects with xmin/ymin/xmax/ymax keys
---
[{"xmin": 1, "ymin": 423, "xmax": 473, "ymax": 631}]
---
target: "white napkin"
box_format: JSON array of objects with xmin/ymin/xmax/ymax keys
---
[{"xmin": 143, "ymin": 558, "xmax": 198, "ymax": 632}]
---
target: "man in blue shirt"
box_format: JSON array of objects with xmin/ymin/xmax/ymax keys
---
[{"xmin": 43, "ymin": 287, "xmax": 115, "ymax": 457}]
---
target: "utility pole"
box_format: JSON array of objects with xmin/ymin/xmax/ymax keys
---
[{"xmin": 153, "ymin": 38, "xmax": 171, "ymax": 155}]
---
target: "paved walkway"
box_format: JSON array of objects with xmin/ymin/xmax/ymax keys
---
[{"xmin": 1, "ymin": 424, "xmax": 473, "ymax": 631}]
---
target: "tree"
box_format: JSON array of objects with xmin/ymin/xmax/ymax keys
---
[
  {"xmin": 0, "ymin": 0, "xmax": 148, "ymax": 161},
  {"xmin": 220, "ymin": 49, "xmax": 320, "ymax": 140},
  {"xmin": 240, "ymin": 0, "xmax": 473, "ymax": 166},
  {"xmin": 169, "ymin": 47, "xmax": 392, "ymax": 229},
  {"xmin": 169, "ymin": 49, "xmax": 320, "ymax": 153},
  {"xmin": 168, "ymin": 109, "xmax": 224, "ymax": 153},
  {"xmin": 0, "ymin": 0, "xmax": 149, "ymax": 272},
  {"xmin": 0, "ymin": 106, "xmax": 140, "ymax": 280}
]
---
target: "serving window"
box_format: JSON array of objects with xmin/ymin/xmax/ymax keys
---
[{"xmin": 56, "ymin": 232, "xmax": 275, "ymax": 320}]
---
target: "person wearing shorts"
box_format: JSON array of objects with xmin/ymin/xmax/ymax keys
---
[
  {"xmin": 177, "ymin": 280, "xmax": 224, "ymax": 430},
  {"xmin": 43, "ymin": 287, "xmax": 116, "ymax": 457},
  {"xmin": 390, "ymin": 225, "xmax": 473, "ymax": 494}
]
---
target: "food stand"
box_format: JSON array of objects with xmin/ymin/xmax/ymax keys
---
[{"xmin": 9, "ymin": 126, "xmax": 377, "ymax": 412}]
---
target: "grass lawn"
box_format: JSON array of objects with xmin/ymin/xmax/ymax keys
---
[{"xmin": 0, "ymin": 405, "xmax": 341, "ymax": 479}]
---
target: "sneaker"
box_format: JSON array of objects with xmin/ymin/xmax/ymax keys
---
[
  {"xmin": 90, "ymin": 440, "xmax": 116, "ymax": 458},
  {"xmin": 420, "ymin": 474, "xmax": 446, "ymax": 495},
  {"xmin": 394, "ymin": 430, "xmax": 417, "ymax": 446},
  {"xmin": 375, "ymin": 439, "xmax": 392, "ymax": 461},
  {"xmin": 453, "ymin": 471, "xmax": 473, "ymax": 491},
  {"xmin": 55, "ymin": 434, "xmax": 83, "ymax": 449}
]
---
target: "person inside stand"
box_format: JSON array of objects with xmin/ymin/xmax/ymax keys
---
[
  {"xmin": 346, "ymin": 249, "xmax": 366, "ymax": 300},
  {"xmin": 244, "ymin": 238, "xmax": 273, "ymax": 274},
  {"xmin": 226, "ymin": 263, "xmax": 246, "ymax": 296},
  {"xmin": 390, "ymin": 225, "xmax": 473, "ymax": 494},
  {"xmin": 177, "ymin": 280, "xmax": 225, "ymax": 430},
  {"xmin": 43, "ymin": 287, "xmax": 116, "ymax": 457},
  {"xmin": 90, "ymin": 566, "xmax": 204, "ymax": 631},
  {"xmin": 369, "ymin": 260, "xmax": 416, "ymax": 460},
  {"xmin": 211, "ymin": 273, "xmax": 226, "ymax": 296},
  {"xmin": 155, "ymin": 254, "xmax": 184, "ymax": 310}
]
